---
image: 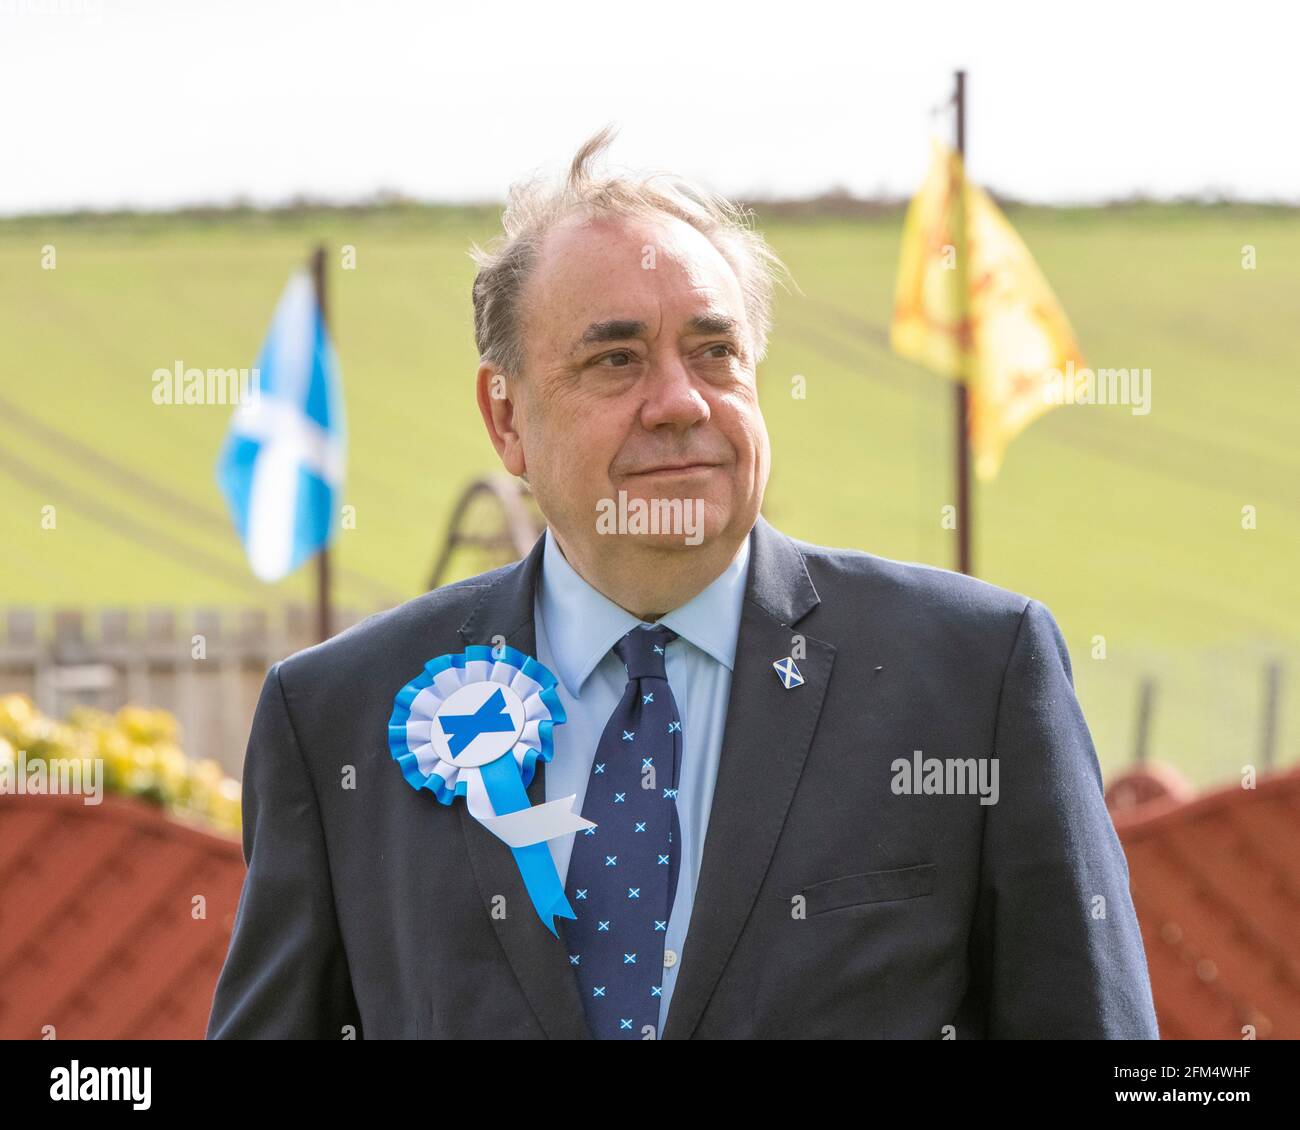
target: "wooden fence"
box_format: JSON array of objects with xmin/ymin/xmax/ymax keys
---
[
  {"xmin": 4, "ymin": 603, "xmax": 1291, "ymax": 790},
  {"xmin": 0, "ymin": 605, "xmax": 378, "ymax": 777}
]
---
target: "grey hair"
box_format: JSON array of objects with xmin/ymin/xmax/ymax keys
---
[{"xmin": 469, "ymin": 125, "xmax": 788, "ymax": 378}]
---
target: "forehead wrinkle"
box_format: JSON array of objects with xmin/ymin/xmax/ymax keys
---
[{"xmin": 543, "ymin": 224, "xmax": 745, "ymax": 361}]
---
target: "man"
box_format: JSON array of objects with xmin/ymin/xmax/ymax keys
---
[{"xmin": 206, "ymin": 129, "xmax": 1160, "ymax": 1040}]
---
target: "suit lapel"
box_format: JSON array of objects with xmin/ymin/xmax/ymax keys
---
[
  {"xmin": 661, "ymin": 516, "xmax": 835, "ymax": 1039},
  {"xmin": 452, "ymin": 516, "xmax": 834, "ymax": 1041},
  {"xmin": 456, "ymin": 532, "xmax": 591, "ymax": 1039}
]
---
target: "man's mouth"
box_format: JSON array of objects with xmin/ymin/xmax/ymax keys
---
[{"xmin": 624, "ymin": 461, "xmax": 722, "ymax": 477}]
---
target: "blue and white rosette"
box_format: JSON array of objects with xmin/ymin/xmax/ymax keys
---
[{"xmin": 388, "ymin": 644, "xmax": 592, "ymax": 936}]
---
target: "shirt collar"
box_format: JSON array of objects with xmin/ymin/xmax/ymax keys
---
[{"xmin": 537, "ymin": 525, "xmax": 752, "ymax": 698}]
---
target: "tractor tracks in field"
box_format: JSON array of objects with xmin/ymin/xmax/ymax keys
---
[
  {"xmin": 0, "ymin": 391, "xmax": 403, "ymax": 605},
  {"xmin": 782, "ymin": 296, "xmax": 1300, "ymax": 514}
]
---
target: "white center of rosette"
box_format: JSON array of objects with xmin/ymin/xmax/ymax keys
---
[{"xmin": 429, "ymin": 680, "xmax": 527, "ymax": 768}]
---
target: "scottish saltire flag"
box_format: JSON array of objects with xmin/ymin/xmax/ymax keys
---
[{"xmin": 216, "ymin": 269, "xmax": 346, "ymax": 582}]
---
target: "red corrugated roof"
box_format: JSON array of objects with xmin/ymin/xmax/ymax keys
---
[
  {"xmin": 0, "ymin": 793, "xmax": 243, "ymax": 1040},
  {"xmin": 3, "ymin": 768, "xmax": 1296, "ymax": 1039},
  {"xmin": 1110, "ymin": 765, "xmax": 1300, "ymax": 1039}
]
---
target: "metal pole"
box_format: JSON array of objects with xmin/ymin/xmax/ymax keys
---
[
  {"xmin": 954, "ymin": 69, "xmax": 973, "ymax": 576},
  {"xmin": 311, "ymin": 245, "xmax": 332, "ymax": 643},
  {"xmin": 1261, "ymin": 660, "xmax": 1282, "ymax": 771},
  {"xmin": 1134, "ymin": 676, "xmax": 1155, "ymax": 766}
]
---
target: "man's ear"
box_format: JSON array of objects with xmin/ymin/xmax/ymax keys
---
[{"xmin": 476, "ymin": 363, "xmax": 527, "ymax": 477}]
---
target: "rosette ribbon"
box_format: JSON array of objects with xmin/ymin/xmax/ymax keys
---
[{"xmin": 388, "ymin": 645, "xmax": 593, "ymax": 935}]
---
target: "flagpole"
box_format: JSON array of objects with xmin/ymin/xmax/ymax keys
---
[
  {"xmin": 311, "ymin": 244, "xmax": 333, "ymax": 642},
  {"xmin": 953, "ymin": 69, "xmax": 973, "ymax": 576}
]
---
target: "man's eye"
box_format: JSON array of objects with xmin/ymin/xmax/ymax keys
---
[
  {"xmin": 597, "ymin": 350, "xmax": 635, "ymax": 367},
  {"xmin": 703, "ymin": 343, "xmax": 736, "ymax": 359}
]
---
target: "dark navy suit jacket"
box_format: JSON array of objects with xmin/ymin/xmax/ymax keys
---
[{"xmin": 206, "ymin": 515, "xmax": 1160, "ymax": 1039}]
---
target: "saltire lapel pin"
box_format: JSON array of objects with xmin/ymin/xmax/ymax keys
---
[
  {"xmin": 388, "ymin": 644, "xmax": 594, "ymax": 936},
  {"xmin": 773, "ymin": 656, "xmax": 805, "ymax": 689}
]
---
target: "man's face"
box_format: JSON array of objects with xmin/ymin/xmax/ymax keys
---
[{"xmin": 489, "ymin": 212, "xmax": 770, "ymax": 561}]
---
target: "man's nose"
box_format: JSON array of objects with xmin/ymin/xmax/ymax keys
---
[{"xmin": 639, "ymin": 352, "xmax": 710, "ymax": 430}]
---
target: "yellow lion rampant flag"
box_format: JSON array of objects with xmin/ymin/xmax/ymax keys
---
[{"xmin": 891, "ymin": 141, "xmax": 1086, "ymax": 479}]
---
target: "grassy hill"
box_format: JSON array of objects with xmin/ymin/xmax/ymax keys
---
[{"xmin": 1, "ymin": 202, "xmax": 1296, "ymax": 786}]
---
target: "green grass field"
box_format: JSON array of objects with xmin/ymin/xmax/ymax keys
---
[{"xmin": 1, "ymin": 203, "xmax": 1296, "ymax": 787}]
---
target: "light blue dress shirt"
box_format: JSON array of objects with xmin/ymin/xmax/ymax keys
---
[{"xmin": 534, "ymin": 526, "xmax": 751, "ymax": 1035}]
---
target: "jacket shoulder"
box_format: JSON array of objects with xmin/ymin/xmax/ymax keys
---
[{"xmin": 787, "ymin": 535, "xmax": 1035, "ymax": 632}]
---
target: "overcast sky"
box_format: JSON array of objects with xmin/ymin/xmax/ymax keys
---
[{"xmin": 2, "ymin": 0, "xmax": 1296, "ymax": 215}]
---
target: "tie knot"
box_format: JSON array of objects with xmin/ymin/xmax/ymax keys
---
[{"xmin": 613, "ymin": 624, "xmax": 676, "ymax": 681}]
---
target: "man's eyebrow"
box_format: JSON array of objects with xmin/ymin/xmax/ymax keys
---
[
  {"xmin": 571, "ymin": 314, "xmax": 742, "ymax": 355},
  {"xmin": 685, "ymin": 314, "xmax": 741, "ymax": 336},
  {"xmin": 578, "ymin": 319, "xmax": 647, "ymax": 347}
]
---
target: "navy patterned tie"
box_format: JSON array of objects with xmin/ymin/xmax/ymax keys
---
[{"xmin": 562, "ymin": 624, "xmax": 682, "ymax": 1040}]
